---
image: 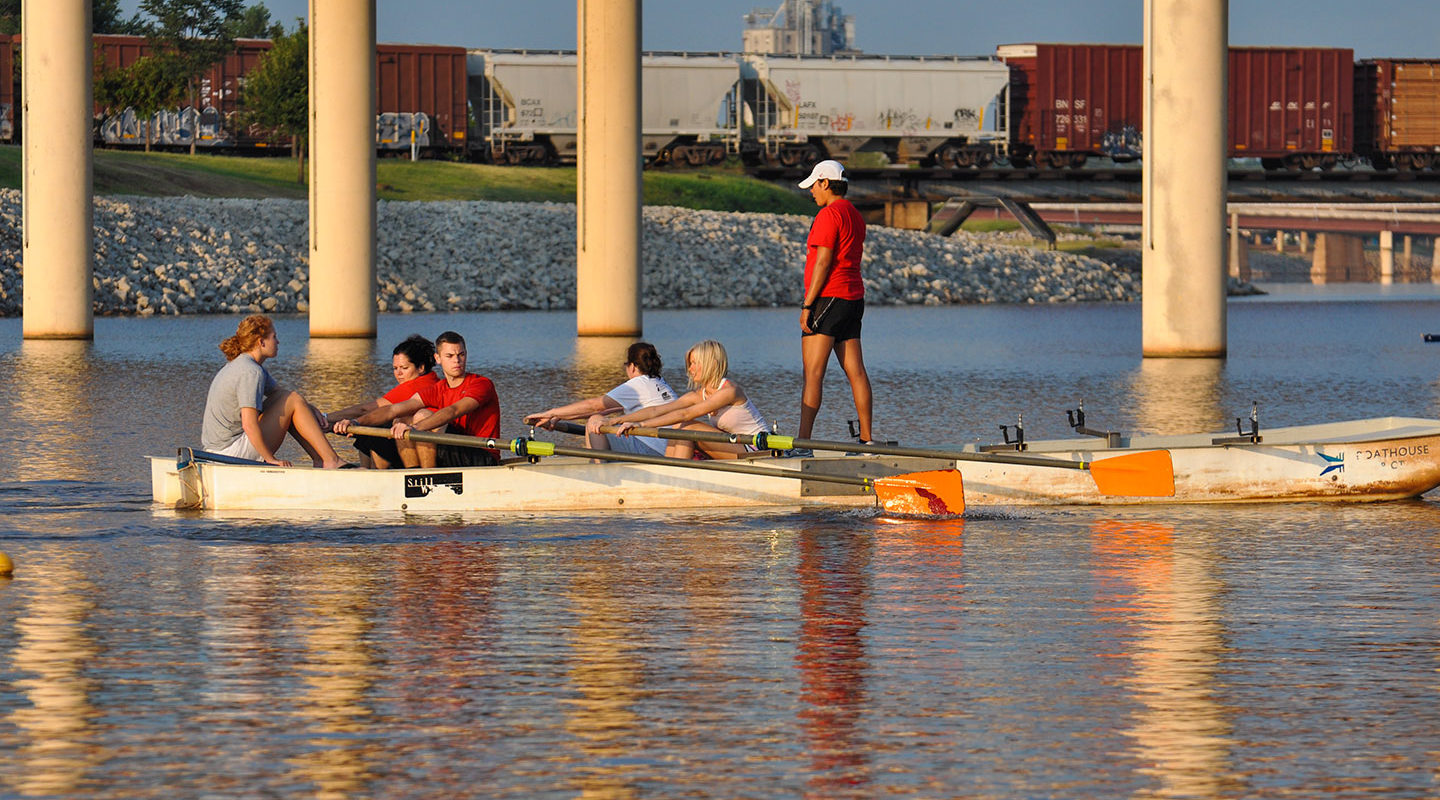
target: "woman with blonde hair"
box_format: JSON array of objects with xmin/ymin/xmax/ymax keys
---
[
  {"xmin": 200, "ymin": 315, "xmax": 345, "ymax": 468},
  {"xmin": 606, "ymin": 339, "xmax": 770, "ymax": 460}
]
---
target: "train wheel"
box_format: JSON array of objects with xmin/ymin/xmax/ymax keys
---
[
  {"xmin": 1040, "ymin": 152, "xmax": 1071, "ymax": 169},
  {"xmin": 1260, "ymin": 157, "xmax": 1285, "ymax": 171},
  {"xmin": 1067, "ymin": 153, "xmax": 1088, "ymax": 168},
  {"xmin": 685, "ymin": 148, "xmax": 708, "ymax": 167}
]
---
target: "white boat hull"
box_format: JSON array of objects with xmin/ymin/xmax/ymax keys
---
[
  {"xmin": 957, "ymin": 416, "xmax": 1440, "ymax": 505},
  {"xmin": 149, "ymin": 417, "xmax": 1440, "ymax": 513},
  {"xmin": 150, "ymin": 452, "xmax": 890, "ymax": 514}
]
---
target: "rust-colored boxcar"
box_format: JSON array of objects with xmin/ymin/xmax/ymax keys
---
[
  {"xmin": 0, "ymin": 35, "xmax": 14, "ymax": 142},
  {"xmin": 91, "ymin": 34, "xmax": 275, "ymax": 147},
  {"xmin": 86, "ymin": 34, "xmax": 468, "ymax": 154},
  {"xmin": 375, "ymin": 43, "xmax": 468, "ymax": 153},
  {"xmin": 1355, "ymin": 58, "xmax": 1440, "ymax": 170},
  {"xmin": 998, "ymin": 42, "xmax": 1355, "ymax": 169},
  {"xmin": 1230, "ymin": 47, "xmax": 1354, "ymax": 169},
  {"xmin": 995, "ymin": 43, "xmax": 1143, "ymax": 168}
]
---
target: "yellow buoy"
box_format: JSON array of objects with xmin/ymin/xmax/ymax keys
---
[{"xmin": 0, "ymin": 551, "xmax": 12, "ymax": 577}]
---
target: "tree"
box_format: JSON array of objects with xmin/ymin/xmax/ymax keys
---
[
  {"xmin": 0, "ymin": 0, "xmax": 143, "ymax": 35},
  {"xmin": 95, "ymin": 51, "xmax": 189, "ymax": 151},
  {"xmin": 241, "ymin": 21, "xmax": 307, "ymax": 182},
  {"xmin": 94, "ymin": 0, "xmax": 148, "ymax": 35},
  {"xmin": 225, "ymin": 2, "xmax": 283, "ymax": 39},
  {"xmin": 138, "ymin": 0, "xmax": 245, "ymax": 153}
]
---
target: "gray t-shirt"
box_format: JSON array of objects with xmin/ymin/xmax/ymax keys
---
[{"xmin": 201, "ymin": 354, "xmax": 278, "ymax": 450}]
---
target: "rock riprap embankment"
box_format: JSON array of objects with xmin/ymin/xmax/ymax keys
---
[{"xmin": 0, "ymin": 190, "xmax": 1139, "ymax": 316}]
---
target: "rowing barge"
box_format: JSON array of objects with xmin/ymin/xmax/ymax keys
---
[
  {"xmin": 149, "ymin": 448, "xmax": 951, "ymax": 514},
  {"xmin": 954, "ymin": 415, "xmax": 1440, "ymax": 505},
  {"xmin": 148, "ymin": 416, "xmax": 1440, "ymax": 513}
]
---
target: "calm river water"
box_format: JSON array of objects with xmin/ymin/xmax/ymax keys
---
[{"xmin": 1, "ymin": 287, "xmax": 1439, "ymax": 798}]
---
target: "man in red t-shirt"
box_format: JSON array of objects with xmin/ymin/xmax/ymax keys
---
[
  {"xmin": 343, "ymin": 331, "xmax": 501, "ymax": 468},
  {"xmin": 796, "ymin": 159, "xmax": 873, "ymax": 445}
]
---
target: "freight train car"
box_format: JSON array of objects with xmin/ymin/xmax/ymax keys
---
[
  {"xmin": 93, "ymin": 34, "xmax": 273, "ymax": 148},
  {"xmin": 84, "ymin": 34, "xmax": 467, "ymax": 154},
  {"xmin": 742, "ymin": 53, "xmax": 1011, "ymax": 167},
  {"xmin": 998, "ymin": 43, "xmax": 1355, "ymax": 170},
  {"xmin": 469, "ymin": 49, "xmax": 742, "ymax": 165},
  {"xmin": 375, "ymin": 43, "xmax": 468, "ymax": 152},
  {"xmin": 1355, "ymin": 59, "xmax": 1440, "ymax": 171},
  {"xmin": 0, "ymin": 34, "xmax": 13, "ymax": 142}
]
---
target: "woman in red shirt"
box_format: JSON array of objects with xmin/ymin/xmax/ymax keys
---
[
  {"xmin": 327, "ymin": 334, "xmax": 440, "ymax": 468},
  {"xmin": 797, "ymin": 159, "xmax": 874, "ymax": 447}
]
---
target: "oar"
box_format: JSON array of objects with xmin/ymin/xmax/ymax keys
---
[
  {"xmin": 550, "ymin": 420, "xmax": 1174, "ymax": 498},
  {"xmin": 345, "ymin": 425, "xmax": 965, "ymax": 516}
]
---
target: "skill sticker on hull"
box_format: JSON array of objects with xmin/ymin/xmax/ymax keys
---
[{"xmin": 405, "ymin": 472, "xmax": 464, "ymax": 498}]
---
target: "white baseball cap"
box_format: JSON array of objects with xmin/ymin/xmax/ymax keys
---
[{"xmin": 798, "ymin": 159, "xmax": 847, "ymax": 188}]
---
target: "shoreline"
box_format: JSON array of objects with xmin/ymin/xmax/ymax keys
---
[{"xmin": 0, "ymin": 190, "xmax": 1150, "ymax": 317}]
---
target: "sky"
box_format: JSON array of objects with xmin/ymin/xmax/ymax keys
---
[{"xmin": 116, "ymin": 1, "xmax": 1436, "ymax": 59}]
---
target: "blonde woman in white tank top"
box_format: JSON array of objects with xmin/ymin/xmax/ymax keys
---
[{"xmin": 607, "ymin": 340, "xmax": 771, "ymax": 460}]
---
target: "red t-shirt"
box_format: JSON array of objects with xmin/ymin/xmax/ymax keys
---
[
  {"xmin": 804, "ymin": 197, "xmax": 866, "ymax": 300},
  {"xmin": 382, "ymin": 371, "xmax": 441, "ymax": 405},
  {"xmin": 416, "ymin": 373, "xmax": 501, "ymax": 439}
]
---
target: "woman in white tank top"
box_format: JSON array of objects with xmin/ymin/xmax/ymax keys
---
[
  {"xmin": 607, "ymin": 340, "xmax": 771, "ymax": 460},
  {"xmin": 522, "ymin": 342, "xmax": 676, "ymax": 456}
]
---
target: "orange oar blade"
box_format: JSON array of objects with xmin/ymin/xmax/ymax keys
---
[
  {"xmin": 1089, "ymin": 450, "xmax": 1175, "ymax": 497},
  {"xmin": 873, "ymin": 469, "xmax": 966, "ymax": 516}
]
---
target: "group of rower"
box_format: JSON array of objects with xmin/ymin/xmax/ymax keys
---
[
  {"xmin": 200, "ymin": 317, "xmax": 499, "ymax": 469},
  {"xmin": 200, "ymin": 318, "xmax": 768, "ymax": 467},
  {"xmin": 200, "ymin": 159, "xmax": 874, "ymax": 467}
]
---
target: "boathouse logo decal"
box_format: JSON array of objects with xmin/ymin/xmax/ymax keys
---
[
  {"xmin": 405, "ymin": 472, "xmax": 464, "ymax": 498},
  {"xmin": 1318, "ymin": 451, "xmax": 1344, "ymax": 476}
]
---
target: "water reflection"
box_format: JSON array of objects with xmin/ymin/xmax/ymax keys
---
[
  {"xmin": 285, "ymin": 549, "xmax": 382, "ymax": 799},
  {"xmin": 565, "ymin": 550, "xmax": 645, "ymax": 800},
  {"xmin": 9, "ymin": 341, "xmax": 98, "ymax": 479},
  {"xmin": 572, "ymin": 336, "xmax": 641, "ymax": 400},
  {"xmin": 1129, "ymin": 358, "xmax": 1226, "ymax": 435},
  {"xmin": 4, "ymin": 553, "xmax": 102, "ymax": 797},
  {"xmin": 1090, "ymin": 520, "xmax": 1238, "ymax": 798},
  {"xmin": 384, "ymin": 538, "xmax": 499, "ymax": 770},
  {"xmin": 795, "ymin": 523, "xmax": 873, "ymax": 796},
  {"xmin": 300, "ymin": 338, "xmax": 383, "ymax": 414}
]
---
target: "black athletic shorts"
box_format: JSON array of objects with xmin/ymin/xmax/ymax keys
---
[
  {"xmin": 436, "ymin": 423, "xmax": 500, "ymax": 467},
  {"xmin": 356, "ymin": 424, "xmax": 499, "ymax": 467},
  {"xmin": 352, "ymin": 434, "xmax": 401, "ymax": 467},
  {"xmin": 804, "ymin": 296, "xmax": 864, "ymax": 342}
]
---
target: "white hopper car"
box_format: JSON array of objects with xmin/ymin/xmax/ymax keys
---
[
  {"xmin": 469, "ymin": 49, "xmax": 743, "ymax": 166},
  {"xmin": 467, "ymin": 50, "xmax": 1012, "ymax": 167},
  {"xmin": 741, "ymin": 53, "xmax": 1011, "ymax": 167}
]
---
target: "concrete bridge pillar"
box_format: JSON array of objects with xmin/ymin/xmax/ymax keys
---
[
  {"xmin": 1228, "ymin": 213, "xmax": 1249, "ymax": 281},
  {"xmin": 1141, "ymin": 0, "xmax": 1227, "ymax": 357},
  {"xmin": 1311, "ymin": 233, "xmax": 1366, "ymax": 283},
  {"xmin": 308, "ymin": 0, "xmax": 377, "ymax": 338},
  {"xmin": 576, "ymin": 0, "xmax": 643, "ymax": 336},
  {"xmin": 1379, "ymin": 230, "xmax": 1394, "ymax": 285},
  {"xmin": 21, "ymin": 0, "xmax": 93, "ymax": 340},
  {"xmin": 1403, "ymin": 234, "xmax": 1413, "ymax": 279},
  {"xmin": 1276, "ymin": 232, "xmax": 1285, "ymax": 253},
  {"xmin": 1299, "ymin": 232, "xmax": 1309, "ymax": 255}
]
